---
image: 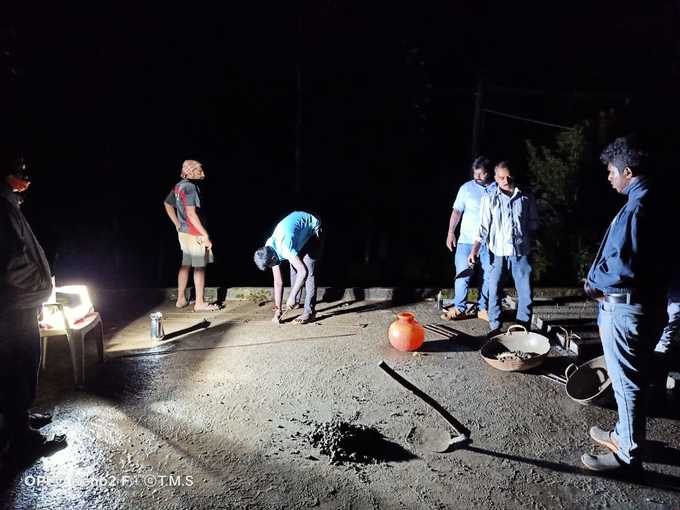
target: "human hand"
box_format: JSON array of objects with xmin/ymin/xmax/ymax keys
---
[
  {"xmin": 202, "ymin": 237, "xmax": 213, "ymax": 250},
  {"xmin": 446, "ymin": 232, "xmax": 456, "ymax": 251},
  {"xmin": 272, "ymin": 309, "xmax": 282, "ymax": 324},
  {"xmin": 583, "ymin": 281, "xmax": 603, "ymax": 301},
  {"xmin": 467, "ymin": 252, "xmax": 477, "ymax": 266}
]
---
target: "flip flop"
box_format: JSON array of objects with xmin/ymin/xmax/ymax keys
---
[
  {"xmin": 193, "ymin": 303, "xmax": 221, "ymax": 312},
  {"xmin": 292, "ymin": 314, "xmax": 315, "ymax": 325},
  {"xmin": 176, "ymin": 298, "xmax": 195, "ymax": 308}
]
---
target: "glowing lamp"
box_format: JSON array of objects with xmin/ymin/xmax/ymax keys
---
[{"xmin": 41, "ymin": 285, "xmax": 95, "ymax": 330}]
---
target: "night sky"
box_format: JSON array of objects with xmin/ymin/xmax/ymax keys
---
[{"xmin": 2, "ymin": 3, "xmax": 679, "ymax": 289}]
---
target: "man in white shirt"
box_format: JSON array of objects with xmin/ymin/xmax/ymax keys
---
[
  {"xmin": 468, "ymin": 161, "xmax": 538, "ymax": 333},
  {"xmin": 442, "ymin": 156, "xmax": 495, "ymax": 321}
]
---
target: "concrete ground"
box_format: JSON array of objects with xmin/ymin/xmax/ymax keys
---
[{"xmin": 1, "ymin": 296, "xmax": 679, "ymax": 510}]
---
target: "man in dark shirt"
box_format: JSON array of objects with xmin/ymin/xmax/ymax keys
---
[
  {"xmin": 582, "ymin": 137, "xmax": 664, "ymax": 474},
  {"xmin": 164, "ymin": 160, "xmax": 219, "ymax": 312},
  {"xmin": 0, "ymin": 157, "xmax": 56, "ymax": 460}
]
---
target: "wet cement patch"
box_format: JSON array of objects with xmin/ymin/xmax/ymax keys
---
[{"xmin": 1, "ymin": 299, "xmax": 679, "ymax": 509}]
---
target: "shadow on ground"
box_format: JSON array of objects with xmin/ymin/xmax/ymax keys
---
[{"xmin": 466, "ymin": 444, "xmax": 680, "ymax": 494}]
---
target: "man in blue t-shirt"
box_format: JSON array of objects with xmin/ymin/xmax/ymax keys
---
[
  {"xmin": 442, "ymin": 156, "xmax": 495, "ymax": 321},
  {"xmin": 253, "ymin": 212, "xmax": 323, "ymax": 324}
]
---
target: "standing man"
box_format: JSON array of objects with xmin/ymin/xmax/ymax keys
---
[
  {"xmin": 582, "ymin": 137, "xmax": 663, "ymax": 473},
  {"xmin": 468, "ymin": 161, "xmax": 538, "ymax": 333},
  {"xmin": 441, "ymin": 156, "xmax": 495, "ymax": 322},
  {"xmin": 253, "ymin": 211, "xmax": 322, "ymax": 324},
  {"xmin": 654, "ymin": 274, "xmax": 679, "ymax": 370},
  {"xmin": 0, "ymin": 157, "xmax": 55, "ymax": 457},
  {"xmin": 164, "ymin": 160, "xmax": 219, "ymax": 312}
]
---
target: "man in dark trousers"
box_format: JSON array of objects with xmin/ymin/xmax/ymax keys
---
[
  {"xmin": 253, "ymin": 211, "xmax": 323, "ymax": 324},
  {"xmin": 0, "ymin": 156, "xmax": 57, "ymax": 461},
  {"xmin": 582, "ymin": 137, "xmax": 664, "ymax": 474}
]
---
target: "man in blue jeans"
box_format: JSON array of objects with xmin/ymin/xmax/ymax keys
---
[
  {"xmin": 468, "ymin": 161, "xmax": 538, "ymax": 333},
  {"xmin": 582, "ymin": 137, "xmax": 664, "ymax": 473},
  {"xmin": 655, "ymin": 268, "xmax": 680, "ymax": 358},
  {"xmin": 441, "ymin": 156, "xmax": 495, "ymax": 322}
]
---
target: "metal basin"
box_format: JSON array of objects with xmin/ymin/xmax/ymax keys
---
[
  {"xmin": 481, "ymin": 325, "xmax": 551, "ymax": 372},
  {"xmin": 564, "ymin": 355, "xmax": 613, "ymax": 406}
]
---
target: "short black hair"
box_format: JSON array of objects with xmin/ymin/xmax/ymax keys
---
[
  {"xmin": 253, "ymin": 246, "xmax": 279, "ymax": 271},
  {"xmin": 600, "ymin": 136, "xmax": 646, "ymax": 175},
  {"xmin": 495, "ymin": 160, "xmax": 515, "ymax": 174},
  {"xmin": 472, "ymin": 156, "xmax": 492, "ymax": 173},
  {"xmin": 1, "ymin": 155, "xmax": 29, "ymax": 179}
]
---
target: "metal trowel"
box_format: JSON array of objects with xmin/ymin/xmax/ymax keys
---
[{"xmin": 378, "ymin": 361, "xmax": 471, "ymax": 453}]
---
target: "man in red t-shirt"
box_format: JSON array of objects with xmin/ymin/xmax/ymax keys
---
[{"xmin": 164, "ymin": 160, "xmax": 219, "ymax": 311}]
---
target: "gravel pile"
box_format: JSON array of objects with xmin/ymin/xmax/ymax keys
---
[
  {"xmin": 307, "ymin": 420, "xmax": 384, "ymax": 464},
  {"xmin": 495, "ymin": 350, "xmax": 538, "ymax": 361}
]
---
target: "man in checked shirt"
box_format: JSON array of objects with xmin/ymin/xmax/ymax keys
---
[{"xmin": 467, "ymin": 161, "xmax": 539, "ymax": 334}]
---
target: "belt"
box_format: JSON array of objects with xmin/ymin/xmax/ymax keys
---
[{"xmin": 603, "ymin": 293, "xmax": 639, "ymax": 305}]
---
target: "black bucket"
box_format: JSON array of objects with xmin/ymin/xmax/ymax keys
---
[{"xmin": 565, "ymin": 355, "xmax": 613, "ymax": 406}]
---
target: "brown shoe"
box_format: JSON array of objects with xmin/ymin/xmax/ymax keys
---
[
  {"xmin": 440, "ymin": 308, "xmax": 466, "ymax": 321},
  {"xmin": 477, "ymin": 309, "xmax": 489, "ymax": 322}
]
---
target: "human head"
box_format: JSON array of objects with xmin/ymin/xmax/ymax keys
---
[
  {"xmin": 471, "ymin": 155, "xmax": 492, "ymax": 184},
  {"xmin": 599, "ymin": 136, "xmax": 646, "ymax": 194},
  {"xmin": 494, "ymin": 161, "xmax": 516, "ymax": 193},
  {"xmin": 253, "ymin": 246, "xmax": 280, "ymax": 271},
  {"xmin": 181, "ymin": 159, "xmax": 205, "ymax": 180},
  {"xmin": 2, "ymin": 156, "xmax": 31, "ymax": 192}
]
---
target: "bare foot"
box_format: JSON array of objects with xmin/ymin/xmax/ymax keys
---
[
  {"xmin": 176, "ymin": 297, "xmax": 189, "ymax": 308},
  {"xmin": 194, "ymin": 303, "xmax": 220, "ymax": 312}
]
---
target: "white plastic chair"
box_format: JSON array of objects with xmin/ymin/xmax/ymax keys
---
[{"xmin": 40, "ymin": 286, "xmax": 105, "ymax": 388}]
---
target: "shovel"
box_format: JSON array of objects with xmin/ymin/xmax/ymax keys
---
[{"xmin": 378, "ymin": 361, "xmax": 471, "ymax": 452}]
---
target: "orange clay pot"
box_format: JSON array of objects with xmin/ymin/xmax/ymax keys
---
[{"xmin": 388, "ymin": 312, "xmax": 425, "ymax": 352}]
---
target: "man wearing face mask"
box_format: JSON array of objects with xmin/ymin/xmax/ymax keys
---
[
  {"xmin": 164, "ymin": 160, "xmax": 219, "ymax": 312},
  {"xmin": 581, "ymin": 137, "xmax": 666, "ymax": 474},
  {"xmin": 441, "ymin": 156, "xmax": 496, "ymax": 322},
  {"xmin": 0, "ymin": 156, "xmax": 57, "ymax": 459}
]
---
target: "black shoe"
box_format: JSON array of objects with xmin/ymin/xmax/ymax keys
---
[
  {"xmin": 6, "ymin": 428, "xmax": 67, "ymax": 467},
  {"xmin": 29, "ymin": 412, "xmax": 53, "ymax": 429}
]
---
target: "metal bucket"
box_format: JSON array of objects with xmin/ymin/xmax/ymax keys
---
[
  {"xmin": 150, "ymin": 312, "xmax": 165, "ymax": 340},
  {"xmin": 564, "ymin": 355, "xmax": 613, "ymax": 406},
  {"xmin": 480, "ymin": 325, "xmax": 551, "ymax": 372}
]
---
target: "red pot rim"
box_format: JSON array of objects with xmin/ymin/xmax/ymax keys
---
[{"xmin": 396, "ymin": 311, "xmax": 416, "ymax": 321}]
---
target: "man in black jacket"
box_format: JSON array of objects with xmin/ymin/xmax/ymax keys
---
[{"xmin": 0, "ymin": 157, "xmax": 55, "ymax": 459}]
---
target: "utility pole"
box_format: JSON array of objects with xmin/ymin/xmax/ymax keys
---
[
  {"xmin": 294, "ymin": 6, "xmax": 303, "ymax": 195},
  {"xmin": 471, "ymin": 77, "xmax": 483, "ymax": 159}
]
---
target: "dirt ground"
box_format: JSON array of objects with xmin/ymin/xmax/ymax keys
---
[{"xmin": 2, "ymin": 296, "xmax": 679, "ymax": 510}]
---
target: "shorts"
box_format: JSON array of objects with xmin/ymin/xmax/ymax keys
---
[{"xmin": 178, "ymin": 232, "xmax": 214, "ymax": 268}]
